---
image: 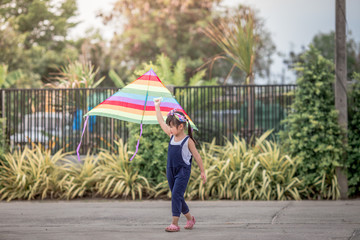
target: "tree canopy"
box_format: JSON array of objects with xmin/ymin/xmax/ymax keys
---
[
  {"xmin": 285, "ymin": 31, "xmax": 360, "ymax": 79},
  {"xmin": 0, "ymin": 0, "xmax": 276, "ymax": 87},
  {"xmin": 101, "ymin": 0, "xmax": 275, "ymax": 84},
  {"xmin": 0, "ymin": 0, "xmax": 79, "ymax": 86}
]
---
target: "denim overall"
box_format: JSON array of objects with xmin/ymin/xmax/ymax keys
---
[{"xmin": 167, "ymin": 135, "xmax": 192, "ymax": 217}]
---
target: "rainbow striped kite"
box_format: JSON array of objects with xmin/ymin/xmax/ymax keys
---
[{"xmin": 77, "ymin": 69, "xmax": 197, "ymax": 161}]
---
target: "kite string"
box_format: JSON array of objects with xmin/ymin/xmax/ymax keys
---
[
  {"xmin": 129, "ymin": 123, "xmax": 143, "ymax": 161},
  {"xmin": 76, "ymin": 115, "xmax": 89, "ymax": 162}
]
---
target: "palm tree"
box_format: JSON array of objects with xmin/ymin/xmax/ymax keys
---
[
  {"xmin": 203, "ymin": 12, "xmax": 257, "ymax": 143},
  {"xmin": 0, "ymin": 64, "xmax": 25, "ymax": 88}
]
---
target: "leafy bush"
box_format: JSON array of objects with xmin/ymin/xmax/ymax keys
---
[
  {"xmin": 347, "ymin": 72, "xmax": 360, "ymax": 197},
  {"xmin": 279, "ymin": 46, "xmax": 345, "ymax": 200},
  {"xmin": 127, "ymin": 123, "xmax": 169, "ymax": 185}
]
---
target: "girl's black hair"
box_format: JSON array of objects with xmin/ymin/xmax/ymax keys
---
[{"xmin": 166, "ymin": 111, "xmax": 197, "ymax": 145}]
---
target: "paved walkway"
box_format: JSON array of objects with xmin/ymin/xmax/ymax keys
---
[{"xmin": 0, "ymin": 200, "xmax": 360, "ymax": 240}]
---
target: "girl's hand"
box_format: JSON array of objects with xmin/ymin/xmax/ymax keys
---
[
  {"xmin": 201, "ymin": 171, "xmax": 206, "ymax": 184},
  {"xmin": 154, "ymin": 97, "xmax": 162, "ymax": 108}
]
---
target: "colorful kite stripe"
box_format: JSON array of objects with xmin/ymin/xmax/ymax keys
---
[{"xmin": 85, "ymin": 69, "xmax": 198, "ymax": 130}]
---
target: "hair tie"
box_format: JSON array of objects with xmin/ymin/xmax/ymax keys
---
[{"xmin": 167, "ymin": 108, "xmax": 187, "ymax": 123}]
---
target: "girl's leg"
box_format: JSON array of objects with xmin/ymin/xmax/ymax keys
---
[
  {"xmin": 184, "ymin": 212, "xmax": 193, "ymax": 221},
  {"xmin": 169, "ymin": 167, "xmax": 191, "ymax": 225},
  {"xmin": 181, "ymin": 198, "xmax": 189, "ymax": 213},
  {"xmin": 180, "ymin": 167, "xmax": 192, "ymax": 220},
  {"xmin": 167, "ymin": 168, "xmax": 181, "ymax": 226},
  {"xmin": 181, "ymin": 199, "xmax": 192, "ymax": 220},
  {"xmin": 171, "ymin": 182, "xmax": 185, "ymax": 219},
  {"xmin": 166, "ymin": 167, "xmax": 175, "ymax": 192},
  {"xmin": 172, "ymin": 216, "xmax": 180, "ymax": 226}
]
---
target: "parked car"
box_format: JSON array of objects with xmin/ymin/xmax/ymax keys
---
[{"xmin": 10, "ymin": 112, "xmax": 72, "ymax": 149}]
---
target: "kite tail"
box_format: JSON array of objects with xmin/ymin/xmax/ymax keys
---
[
  {"xmin": 130, "ymin": 123, "xmax": 143, "ymax": 161},
  {"xmin": 76, "ymin": 116, "xmax": 89, "ymax": 162}
]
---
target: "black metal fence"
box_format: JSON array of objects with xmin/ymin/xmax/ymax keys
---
[
  {"xmin": 174, "ymin": 85, "xmax": 297, "ymax": 145},
  {"xmin": 0, "ymin": 88, "xmax": 128, "ymax": 155},
  {"xmin": 0, "ymin": 85, "xmax": 296, "ymax": 154}
]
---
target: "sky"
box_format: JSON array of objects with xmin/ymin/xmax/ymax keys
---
[{"xmin": 69, "ymin": 0, "xmax": 360, "ymax": 84}]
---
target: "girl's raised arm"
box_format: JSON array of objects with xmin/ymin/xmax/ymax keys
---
[{"xmin": 154, "ymin": 98, "xmax": 171, "ymax": 137}]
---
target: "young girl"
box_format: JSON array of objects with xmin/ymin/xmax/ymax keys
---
[{"xmin": 154, "ymin": 98, "xmax": 206, "ymax": 232}]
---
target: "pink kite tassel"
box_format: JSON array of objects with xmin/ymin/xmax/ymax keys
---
[
  {"xmin": 130, "ymin": 123, "xmax": 143, "ymax": 161},
  {"xmin": 76, "ymin": 116, "xmax": 89, "ymax": 162}
]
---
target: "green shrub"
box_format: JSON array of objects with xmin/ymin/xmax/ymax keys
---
[
  {"xmin": 347, "ymin": 72, "xmax": 360, "ymax": 197},
  {"xmin": 279, "ymin": 46, "xmax": 345, "ymax": 200},
  {"xmin": 127, "ymin": 123, "xmax": 169, "ymax": 185}
]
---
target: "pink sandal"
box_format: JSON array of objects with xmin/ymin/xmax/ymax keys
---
[
  {"xmin": 165, "ymin": 224, "xmax": 180, "ymax": 232},
  {"xmin": 184, "ymin": 216, "xmax": 196, "ymax": 229}
]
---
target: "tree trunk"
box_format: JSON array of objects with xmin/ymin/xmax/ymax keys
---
[{"xmin": 247, "ymin": 74, "xmax": 255, "ymax": 144}]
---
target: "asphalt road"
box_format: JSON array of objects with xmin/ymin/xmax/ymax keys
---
[{"xmin": 1, "ymin": 200, "xmax": 360, "ymax": 240}]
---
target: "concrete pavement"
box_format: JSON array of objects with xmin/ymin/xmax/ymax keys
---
[{"xmin": 0, "ymin": 200, "xmax": 360, "ymax": 240}]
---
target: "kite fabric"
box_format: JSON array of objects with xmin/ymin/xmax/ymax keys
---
[{"xmin": 76, "ymin": 68, "xmax": 198, "ymax": 161}]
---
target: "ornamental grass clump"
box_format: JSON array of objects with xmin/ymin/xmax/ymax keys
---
[
  {"xmin": 0, "ymin": 140, "xmax": 151, "ymax": 201},
  {"xmin": 59, "ymin": 152, "xmax": 100, "ymax": 200},
  {"xmin": 187, "ymin": 130, "xmax": 304, "ymax": 200},
  {"xmin": 96, "ymin": 140, "xmax": 151, "ymax": 200},
  {"xmin": 154, "ymin": 130, "xmax": 304, "ymax": 200},
  {"xmin": 0, "ymin": 144, "xmax": 69, "ymax": 201}
]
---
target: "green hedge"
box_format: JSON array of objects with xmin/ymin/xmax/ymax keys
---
[
  {"xmin": 279, "ymin": 46, "xmax": 346, "ymax": 200},
  {"xmin": 347, "ymin": 72, "xmax": 360, "ymax": 197}
]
